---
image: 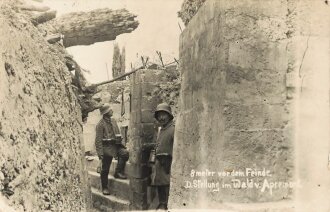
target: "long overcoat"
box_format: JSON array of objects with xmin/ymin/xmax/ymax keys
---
[{"xmin": 150, "ymin": 121, "xmax": 175, "ymax": 186}]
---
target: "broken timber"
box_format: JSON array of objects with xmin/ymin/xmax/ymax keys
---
[
  {"xmin": 93, "ymin": 58, "xmax": 180, "ymax": 87},
  {"xmin": 42, "ymin": 8, "xmax": 139, "ymax": 47},
  {"xmin": 32, "ymin": 10, "xmax": 56, "ymax": 25},
  {"xmin": 94, "ymin": 66, "xmax": 144, "ymax": 87}
]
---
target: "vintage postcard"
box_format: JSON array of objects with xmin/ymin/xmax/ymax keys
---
[{"xmin": 0, "ymin": 0, "xmax": 329, "ymax": 211}]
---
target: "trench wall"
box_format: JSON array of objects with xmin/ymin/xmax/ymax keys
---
[
  {"xmin": 0, "ymin": 3, "xmax": 90, "ymax": 211},
  {"xmin": 169, "ymin": 0, "xmax": 296, "ymax": 209}
]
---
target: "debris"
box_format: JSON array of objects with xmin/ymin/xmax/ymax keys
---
[{"xmin": 46, "ymin": 33, "xmax": 62, "ymax": 44}]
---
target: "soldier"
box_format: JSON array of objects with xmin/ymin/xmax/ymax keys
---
[
  {"xmin": 95, "ymin": 104, "xmax": 129, "ymax": 195},
  {"xmin": 143, "ymin": 103, "xmax": 175, "ymax": 210}
]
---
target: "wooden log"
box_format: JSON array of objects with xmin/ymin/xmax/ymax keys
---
[
  {"xmin": 32, "ymin": 10, "xmax": 56, "ymax": 25},
  {"xmin": 42, "ymin": 8, "xmax": 139, "ymax": 47},
  {"xmin": 94, "ymin": 66, "xmax": 143, "ymax": 87},
  {"xmin": 18, "ymin": 3, "xmax": 50, "ymax": 12}
]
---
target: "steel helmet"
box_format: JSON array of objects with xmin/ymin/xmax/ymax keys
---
[
  {"xmin": 99, "ymin": 103, "xmax": 113, "ymax": 116},
  {"xmin": 154, "ymin": 103, "xmax": 173, "ymax": 120}
]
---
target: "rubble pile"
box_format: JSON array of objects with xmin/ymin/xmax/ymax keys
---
[{"xmin": 150, "ymin": 65, "xmax": 181, "ymax": 116}]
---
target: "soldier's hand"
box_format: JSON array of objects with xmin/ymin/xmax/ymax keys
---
[
  {"xmin": 142, "ymin": 143, "xmax": 155, "ymax": 151},
  {"xmin": 96, "ymin": 166, "xmax": 101, "ymax": 173}
]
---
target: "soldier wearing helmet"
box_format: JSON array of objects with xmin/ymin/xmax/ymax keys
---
[
  {"xmin": 95, "ymin": 103, "xmax": 129, "ymax": 195},
  {"xmin": 143, "ymin": 102, "xmax": 175, "ymax": 210}
]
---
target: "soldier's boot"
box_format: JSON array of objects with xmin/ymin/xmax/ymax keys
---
[
  {"xmin": 114, "ymin": 172, "xmax": 127, "ymax": 179},
  {"xmin": 101, "ymin": 170, "xmax": 110, "ymax": 195},
  {"xmin": 102, "ymin": 188, "xmax": 110, "ymax": 195},
  {"xmin": 114, "ymin": 149, "xmax": 129, "ymax": 179},
  {"xmin": 156, "ymin": 203, "xmax": 167, "ymax": 210},
  {"xmin": 114, "ymin": 158, "xmax": 127, "ymax": 179},
  {"xmin": 157, "ymin": 186, "xmax": 169, "ymax": 210}
]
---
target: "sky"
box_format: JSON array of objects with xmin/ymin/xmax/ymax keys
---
[{"xmin": 41, "ymin": 0, "xmax": 184, "ymax": 83}]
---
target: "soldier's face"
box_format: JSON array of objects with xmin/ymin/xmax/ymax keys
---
[{"xmin": 157, "ymin": 111, "xmax": 171, "ymax": 126}]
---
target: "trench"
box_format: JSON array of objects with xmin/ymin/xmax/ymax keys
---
[
  {"xmin": 0, "ymin": 0, "xmax": 180, "ymax": 211},
  {"xmin": 1, "ymin": 0, "xmax": 330, "ymax": 211}
]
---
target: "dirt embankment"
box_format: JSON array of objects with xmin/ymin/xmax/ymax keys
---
[{"xmin": 0, "ymin": 2, "xmax": 90, "ymax": 211}]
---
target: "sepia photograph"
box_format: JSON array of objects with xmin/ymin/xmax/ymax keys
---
[{"xmin": 0, "ymin": 0, "xmax": 329, "ymax": 211}]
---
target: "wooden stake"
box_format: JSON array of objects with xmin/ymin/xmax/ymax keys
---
[{"xmin": 156, "ymin": 51, "xmax": 165, "ymax": 68}]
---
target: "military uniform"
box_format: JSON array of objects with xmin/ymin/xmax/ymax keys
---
[
  {"xmin": 151, "ymin": 120, "xmax": 175, "ymax": 186},
  {"xmin": 143, "ymin": 103, "xmax": 175, "ymax": 210},
  {"xmin": 95, "ymin": 116, "xmax": 129, "ymax": 190}
]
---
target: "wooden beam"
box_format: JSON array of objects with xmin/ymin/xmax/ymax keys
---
[
  {"xmin": 32, "ymin": 10, "xmax": 56, "ymax": 25},
  {"xmin": 94, "ymin": 66, "xmax": 143, "ymax": 87},
  {"xmin": 42, "ymin": 8, "xmax": 139, "ymax": 47},
  {"xmin": 18, "ymin": 3, "xmax": 50, "ymax": 12}
]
